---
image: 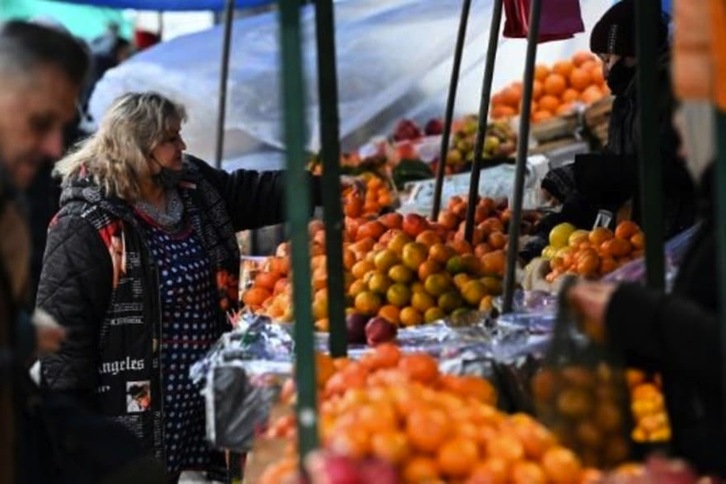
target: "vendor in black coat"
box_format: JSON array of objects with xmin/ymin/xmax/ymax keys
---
[
  {"xmin": 521, "ymin": 0, "xmax": 695, "ymax": 263},
  {"xmin": 568, "ymin": 103, "xmax": 724, "ymax": 476}
]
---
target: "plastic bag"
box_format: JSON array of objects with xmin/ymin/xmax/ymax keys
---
[{"xmin": 532, "ymin": 277, "xmax": 633, "ymax": 469}]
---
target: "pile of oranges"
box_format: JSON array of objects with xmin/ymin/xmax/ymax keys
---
[
  {"xmin": 491, "ymin": 51, "xmax": 609, "ymax": 123},
  {"xmin": 626, "ymin": 369, "xmax": 671, "ymax": 443},
  {"xmin": 242, "ymin": 196, "xmax": 541, "ymax": 332},
  {"xmin": 260, "ymin": 344, "xmax": 601, "ymax": 484},
  {"xmin": 541, "ymin": 221, "xmax": 645, "ymax": 282},
  {"xmin": 343, "ymin": 172, "xmax": 397, "ymax": 218}
]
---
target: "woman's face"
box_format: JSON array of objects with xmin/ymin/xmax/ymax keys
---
[
  {"xmin": 149, "ymin": 118, "xmax": 186, "ymax": 172},
  {"xmin": 597, "ymin": 53, "xmax": 621, "ymax": 80}
]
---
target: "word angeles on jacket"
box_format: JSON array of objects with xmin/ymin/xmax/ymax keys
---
[{"xmin": 99, "ymin": 357, "xmax": 145, "ymax": 376}]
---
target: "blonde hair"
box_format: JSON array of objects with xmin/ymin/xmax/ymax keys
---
[{"xmin": 55, "ymin": 91, "xmax": 187, "ymax": 200}]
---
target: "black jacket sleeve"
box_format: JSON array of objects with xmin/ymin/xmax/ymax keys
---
[
  {"xmin": 605, "ymin": 283, "xmax": 721, "ymax": 387},
  {"xmin": 189, "ymin": 156, "xmax": 322, "ymax": 232},
  {"xmin": 37, "ymin": 215, "xmax": 113, "ymax": 409}
]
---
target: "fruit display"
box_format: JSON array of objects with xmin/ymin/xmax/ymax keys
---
[
  {"xmin": 541, "ymin": 221, "xmax": 645, "ymax": 282},
  {"xmin": 491, "ymin": 51, "xmax": 610, "ymax": 123},
  {"xmin": 259, "ymin": 345, "xmax": 600, "ymax": 484},
  {"xmin": 443, "ymin": 117, "xmax": 518, "ymax": 173},
  {"xmin": 626, "ymin": 369, "xmax": 671, "ymax": 444},
  {"xmin": 241, "ymin": 196, "xmax": 541, "ymax": 337},
  {"xmin": 532, "ymin": 362, "xmax": 632, "ymax": 469},
  {"xmin": 342, "ymin": 170, "xmax": 398, "ymax": 218}
]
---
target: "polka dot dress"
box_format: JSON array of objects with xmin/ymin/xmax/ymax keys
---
[{"xmin": 141, "ymin": 217, "xmax": 219, "ymax": 475}]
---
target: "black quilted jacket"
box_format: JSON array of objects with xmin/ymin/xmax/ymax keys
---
[{"xmin": 36, "ymin": 155, "xmax": 291, "ymax": 466}]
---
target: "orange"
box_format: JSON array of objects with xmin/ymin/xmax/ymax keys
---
[
  {"xmin": 500, "ymin": 85, "xmax": 522, "ymax": 108},
  {"xmin": 328, "ymin": 426, "xmax": 371, "ymax": 459},
  {"xmin": 242, "ymin": 286, "xmax": 271, "ymax": 308},
  {"xmin": 615, "ymin": 220, "xmax": 640, "ymax": 240},
  {"xmin": 438, "ymin": 291, "xmax": 463, "ymax": 313},
  {"xmin": 400, "ymin": 307, "xmax": 424, "ymax": 327},
  {"xmin": 440, "ymin": 375, "xmax": 497, "ymax": 405},
  {"xmin": 379, "ymin": 212, "xmax": 403, "ymax": 230},
  {"xmin": 254, "ymin": 271, "xmax": 280, "ymax": 291},
  {"xmin": 378, "ymin": 304, "xmax": 401, "ymax": 325},
  {"xmin": 416, "ymin": 229, "xmax": 443, "ymax": 248},
  {"xmin": 406, "ymin": 407, "xmax": 451, "ymax": 452},
  {"xmin": 544, "ymin": 73, "xmax": 567, "ymax": 96},
  {"xmin": 368, "ymin": 342, "xmax": 401, "ymax": 369},
  {"xmin": 532, "ymin": 111, "xmax": 553, "ymax": 123},
  {"xmin": 481, "ymin": 250, "xmax": 506, "ymax": 277},
  {"xmin": 569, "ymin": 67, "xmax": 592, "ymax": 91},
  {"xmin": 368, "ymin": 272, "xmax": 392, "ymax": 295},
  {"xmin": 538, "ymin": 94, "xmax": 560, "ymax": 113},
  {"xmin": 541, "ymin": 446, "xmax": 583, "ymax": 484},
  {"xmin": 312, "ymin": 296, "xmax": 328, "ymax": 321},
  {"xmin": 461, "ymin": 280, "xmax": 487, "ymax": 306},
  {"xmin": 487, "ymin": 434, "xmax": 525, "ymax": 462},
  {"xmin": 388, "ymin": 264, "xmax": 415, "ymax": 284},
  {"xmin": 450, "ymin": 239, "xmax": 473, "ymax": 255},
  {"xmin": 387, "ymin": 282, "xmax": 412, "ymax": 307},
  {"xmin": 599, "ymin": 257, "xmax": 617, "ymax": 275},
  {"xmin": 348, "ymin": 279, "xmax": 367, "ymax": 297},
  {"xmin": 371, "ymin": 430, "xmax": 410, "ymax": 465},
  {"xmin": 411, "ymin": 291, "xmax": 436, "ymax": 312},
  {"xmin": 510, "ymin": 416, "xmax": 555, "ymax": 460},
  {"xmin": 491, "ymin": 105, "xmax": 517, "ymax": 119},
  {"xmin": 356, "ymin": 220, "xmax": 386, "ymax": 242},
  {"xmin": 437, "ymin": 212, "xmax": 459, "ymax": 231},
  {"xmin": 258, "ymin": 457, "xmax": 297, "ymax": 484},
  {"xmin": 402, "ymin": 456, "xmax": 440, "ymax": 483},
  {"xmin": 532, "ymin": 79, "xmax": 544, "ymax": 100},
  {"xmin": 562, "ymin": 88, "xmax": 580, "ymax": 103},
  {"xmin": 556, "ymin": 103, "xmax": 575, "ymax": 116},
  {"xmin": 552, "ymin": 60, "xmax": 574, "ymax": 78},
  {"xmin": 402, "ymin": 242, "xmax": 429, "ymax": 270},
  {"xmin": 418, "ymin": 260, "xmax": 443, "ymax": 281},
  {"xmin": 488, "ymin": 231, "xmax": 507, "ymax": 250},
  {"xmin": 580, "ymin": 468, "xmax": 604, "ymax": 484},
  {"xmin": 511, "ymin": 461, "xmax": 547, "ymax": 484},
  {"xmin": 436, "ymin": 437, "xmax": 479, "ymax": 478},
  {"xmin": 354, "ymin": 291, "xmax": 383, "ymax": 315},
  {"xmin": 534, "ymin": 64, "xmax": 550, "ymax": 81},
  {"xmin": 467, "ymin": 458, "xmax": 510, "ymax": 484},
  {"xmin": 388, "ymin": 232, "xmax": 413, "ymax": 255},
  {"xmin": 581, "ymin": 85, "xmax": 604, "ymax": 104},
  {"xmin": 351, "ymin": 259, "xmax": 375, "ymax": 279},
  {"xmin": 572, "ymin": 50, "xmax": 595, "ymax": 67},
  {"xmin": 630, "ymin": 232, "xmax": 645, "ymax": 250},
  {"xmin": 399, "ymin": 353, "xmax": 440, "ymax": 384},
  {"xmin": 315, "ymin": 353, "xmax": 336, "ymax": 387},
  {"xmin": 589, "ymin": 227, "xmax": 614, "ymax": 245}
]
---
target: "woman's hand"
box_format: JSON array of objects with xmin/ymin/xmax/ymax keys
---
[{"xmin": 567, "ymin": 281, "xmax": 617, "ymax": 343}]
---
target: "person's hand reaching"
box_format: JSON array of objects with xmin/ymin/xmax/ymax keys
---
[{"xmin": 567, "ymin": 281, "xmax": 617, "ymax": 343}]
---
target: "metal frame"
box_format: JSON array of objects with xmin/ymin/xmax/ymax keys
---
[
  {"xmin": 215, "ymin": 0, "xmax": 236, "ymax": 169},
  {"xmin": 502, "ymin": 0, "xmax": 542, "ymax": 313}
]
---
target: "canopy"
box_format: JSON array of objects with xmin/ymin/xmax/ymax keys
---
[
  {"xmin": 88, "ymin": 0, "xmax": 611, "ymax": 170},
  {"xmin": 51, "ymin": 0, "xmax": 274, "ymax": 11}
]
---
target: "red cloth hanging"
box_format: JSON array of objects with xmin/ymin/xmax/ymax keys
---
[{"xmin": 503, "ymin": 0, "xmax": 585, "ymax": 43}]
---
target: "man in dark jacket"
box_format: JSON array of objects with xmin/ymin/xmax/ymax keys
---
[
  {"xmin": 521, "ymin": 0, "xmax": 696, "ymax": 263},
  {"xmin": 569, "ymin": 102, "xmax": 724, "ymax": 475},
  {"xmin": 0, "ymin": 21, "xmax": 166, "ymax": 483}
]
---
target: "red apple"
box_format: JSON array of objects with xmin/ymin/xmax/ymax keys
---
[
  {"xmin": 402, "ymin": 213, "xmax": 430, "ymax": 238},
  {"xmin": 346, "ymin": 313, "xmax": 369, "ymax": 345},
  {"xmin": 424, "ymin": 118, "xmax": 444, "ymax": 136},
  {"xmin": 365, "ymin": 317, "xmax": 397, "ymax": 346}
]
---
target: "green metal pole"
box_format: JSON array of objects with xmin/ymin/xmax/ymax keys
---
[
  {"xmin": 464, "ymin": 0, "xmax": 503, "ymax": 244},
  {"xmin": 314, "ymin": 0, "xmax": 347, "ymax": 358},
  {"xmin": 431, "ymin": 0, "xmax": 472, "ymax": 221},
  {"xmin": 278, "ymin": 0, "xmax": 319, "ymax": 463},
  {"xmin": 502, "ymin": 0, "xmax": 542, "ymax": 313},
  {"xmin": 716, "ymin": 109, "xmax": 726, "ymax": 423},
  {"xmin": 635, "ymin": 0, "xmax": 665, "ymax": 290}
]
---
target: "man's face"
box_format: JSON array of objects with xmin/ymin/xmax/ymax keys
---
[{"xmin": 0, "ymin": 65, "xmax": 80, "ymax": 189}]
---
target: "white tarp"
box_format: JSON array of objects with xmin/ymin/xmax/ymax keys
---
[{"xmin": 89, "ymin": 0, "xmax": 611, "ymax": 170}]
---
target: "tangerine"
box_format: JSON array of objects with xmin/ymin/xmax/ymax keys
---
[
  {"xmin": 400, "ymin": 307, "xmax": 424, "ymax": 327},
  {"xmin": 399, "ymin": 353, "xmax": 440, "ymax": 384},
  {"xmin": 387, "ymin": 282, "xmax": 412, "ymax": 307},
  {"xmin": 371, "ymin": 430, "xmax": 410, "ymax": 465},
  {"xmin": 406, "ymin": 407, "xmax": 451, "ymax": 453},
  {"xmin": 402, "ymin": 456, "xmax": 440, "ymax": 483},
  {"xmin": 437, "ymin": 437, "xmax": 479, "ymax": 478},
  {"xmin": 378, "ymin": 304, "xmax": 401, "ymax": 325},
  {"xmin": 544, "ymin": 73, "xmax": 567, "ymax": 96},
  {"xmin": 354, "ymin": 291, "xmax": 383, "ymax": 315},
  {"xmin": 389, "ymin": 264, "xmax": 415, "ymax": 284},
  {"xmin": 569, "ymin": 68, "xmax": 592, "ymax": 91},
  {"xmin": 511, "ymin": 461, "xmax": 547, "ymax": 484},
  {"xmin": 467, "ymin": 458, "xmax": 510, "ymax": 484},
  {"xmin": 541, "ymin": 446, "xmax": 583, "ymax": 484}
]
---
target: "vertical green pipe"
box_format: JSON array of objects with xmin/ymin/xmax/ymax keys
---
[
  {"xmin": 635, "ymin": 0, "xmax": 665, "ymax": 289},
  {"xmin": 314, "ymin": 0, "xmax": 347, "ymax": 358},
  {"xmin": 502, "ymin": 0, "xmax": 542, "ymax": 313},
  {"xmin": 278, "ymin": 0, "xmax": 319, "ymax": 462},
  {"xmin": 432, "ymin": 0, "xmax": 472, "ymax": 221},
  {"xmin": 716, "ymin": 109, "xmax": 726, "ymax": 422},
  {"xmin": 464, "ymin": 0, "xmax": 503, "ymax": 243}
]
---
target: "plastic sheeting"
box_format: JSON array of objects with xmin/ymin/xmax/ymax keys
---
[{"xmin": 89, "ymin": 0, "xmax": 612, "ymax": 169}]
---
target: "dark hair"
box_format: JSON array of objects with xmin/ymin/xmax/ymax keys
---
[
  {"xmin": 0, "ymin": 20, "xmax": 90, "ymax": 86},
  {"xmin": 127, "ymin": 384, "xmax": 149, "ymax": 398}
]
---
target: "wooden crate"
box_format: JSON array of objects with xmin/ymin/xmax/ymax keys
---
[
  {"xmin": 531, "ymin": 112, "xmax": 579, "ymax": 144},
  {"xmin": 242, "ymin": 403, "xmax": 294, "ymax": 483},
  {"xmin": 584, "ymin": 95, "xmax": 614, "ymax": 130}
]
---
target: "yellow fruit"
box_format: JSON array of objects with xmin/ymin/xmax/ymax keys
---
[
  {"xmin": 568, "ymin": 229, "xmax": 590, "ymax": 248},
  {"xmin": 374, "ymin": 249, "xmax": 399, "ymax": 273},
  {"xmin": 368, "ymin": 272, "xmax": 392, "ymax": 295},
  {"xmin": 446, "ymin": 255, "xmax": 466, "ymax": 275},
  {"xmin": 388, "ymin": 233, "xmax": 413, "ymax": 255},
  {"xmin": 411, "ymin": 291, "xmax": 436, "ymax": 312},
  {"xmin": 354, "ymin": 291, "xmax": 382, "ymax": 315},
  {"xmin": 402, "ymin": 242, "xmax": 428, "ymax": 270},
  {"xmin": 479, "ymin": 295, "xmax": 494, "ymax": 311},
  {"xmin": 424, "ymin": 273, "xmax": 452, "ymax": 297},
  {"xmin": 461, "ymin": 280, "xmax": 487, "ymax": 306},
  {"xmin": 388, "ymin": 264, "xmax": 415, "ymax": 284},
  {"xmin": 400, "ymin": 307, "xmax": 424, "ymax": 327},
  {"xmin": 438, "ymin": 291, "xmax": 464, "ymax": 313},
  {"xmin": 424, "ymin": 307, "xmax": 446, "ymax": 323},
  {"xmin": 541, "ymin": 245, "xmax": 557, "ymax": 259},
  {"xmin": 387, "ymin": 283, "xmax": 412, "ymax": 307},
  {"xmin": 481, "ymin": 276, "xmax": 503, "ymax": 296},
  {"xmin": 549, "ymin": 223, "xmax": 577, "ymax": 249},
  {"xmin": 453, "ymin": 273, "xmax": 472, "ymax": 290}
]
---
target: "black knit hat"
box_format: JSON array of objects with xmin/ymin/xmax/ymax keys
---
[{"xmin": 590, "ymin": 0, "xmax": 669, "ymax": 57}]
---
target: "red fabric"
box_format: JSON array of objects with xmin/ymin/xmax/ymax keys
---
[
  {"xmin": 503, "ymin": 0, "xmax": 584, "ymax": 43},
  {"xmin": 134, "ymin": 30, "xmax": 160, "ymax": 50}
]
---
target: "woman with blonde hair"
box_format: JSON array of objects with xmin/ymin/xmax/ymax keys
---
[{"xmin": 37, "ymin": 91, "xmax": 318, "ymax": 481}]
